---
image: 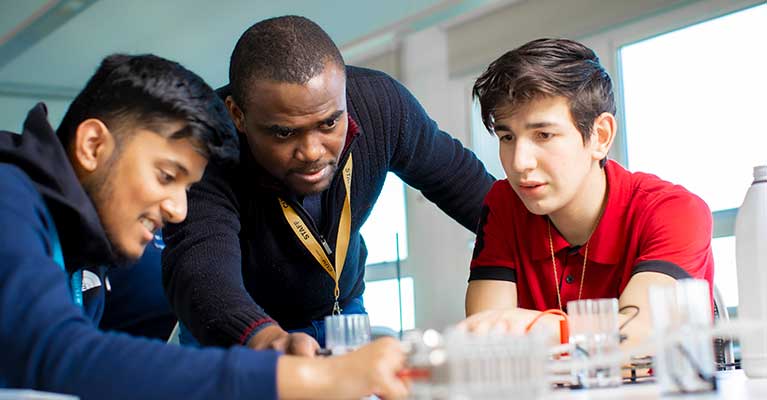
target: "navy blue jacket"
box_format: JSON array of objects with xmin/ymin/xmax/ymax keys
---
[
  {"xmin": 162, "ymin": 66, "xmax": 495, "ymax": 346},
  {"xmin": 0, "ymin": 104, "xmax": 279, "ymax": 399},
  {"xmin": 100, "ymin": 241, "xmax": 177, "ymax": 339}
]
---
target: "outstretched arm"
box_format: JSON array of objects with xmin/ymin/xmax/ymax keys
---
[{"xmin": 162, "ymin": 163, "xmax": 316, "ymax": 354}]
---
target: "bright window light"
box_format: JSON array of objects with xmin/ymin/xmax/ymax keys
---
[
  {"xmin": 620, "ymin": 4, "xmax": 767, "ymax": 212},
  {"xmin": 470, "ymin": 98, "xmax": 505, "ymax": 179},
  {"xmin": 712, "ymin": 236, "xmax": 738, "ymax": 307},
  {"xmin": 360, "ymin": 173, "xmax": 408, "ymax": 264},
  {"xmin": 363, "ymin": 277, "xmax": 415, "ymax": 332}
]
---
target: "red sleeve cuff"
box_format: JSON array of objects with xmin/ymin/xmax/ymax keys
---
[{"xmin": 239, "ymin": 318, "xmax": 277, "ymax": 345}]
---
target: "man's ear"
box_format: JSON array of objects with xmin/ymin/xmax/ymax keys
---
[
  {"xmin": 225, "ymin": 96, "xmax": 245, "ymax": 133},
  {"xmin": 590, "ymin": 112, "xmax": 616, "ymax": 162},
  {"xmin": 72, "ymin": 118, "xmax": 115, "ymax": 173}
]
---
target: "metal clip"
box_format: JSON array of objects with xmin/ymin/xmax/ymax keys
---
[{"xmin": 332, "ymin": 300, "xmax": 342, "ymax": 315}]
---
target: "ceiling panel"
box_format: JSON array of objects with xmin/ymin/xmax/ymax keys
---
[
  {"xmin": 0, "ymin": 0, "xmax": 455, "ymax": 90},
  {"xmin": 0, "ymin": 0, "xmax": 52, "ymax": 41}
]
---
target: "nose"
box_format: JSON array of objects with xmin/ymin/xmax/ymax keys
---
[
  {"xmin": 294, "ymin": 132, "xmax": 325, "ymax": 163},
  {"xmin": 160, "ymin": 189, "xmax": 188, "ymax": 224},
  {"xmin": 509, "ymin": 139, "xmax": 537, "ymax": 174}
]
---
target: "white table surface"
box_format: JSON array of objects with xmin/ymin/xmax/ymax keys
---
[{"xmin": 546, "ymin": 370, "xmax": 767, "ymax": 399}]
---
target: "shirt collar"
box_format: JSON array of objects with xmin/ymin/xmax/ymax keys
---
[{"xmin": 530, "ymin": 160, "xmax": 628, "ymax": 265}]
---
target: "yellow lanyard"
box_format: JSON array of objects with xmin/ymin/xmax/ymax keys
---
[{"xmin": 278, "ymin": 154, "xmax": 353, "ymax": 315}]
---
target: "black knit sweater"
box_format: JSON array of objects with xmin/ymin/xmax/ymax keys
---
[{"xmin": 162, "ymin": 66, "xmax": 494, "ymax": 346}]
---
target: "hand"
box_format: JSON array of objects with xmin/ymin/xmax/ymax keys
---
[
  {"xmin": 329, "ymin": 337, "xmax": 409, "ymax": 399},
  {"xmin": 247, "ymin": 325, "xmax": 319, "ymax": 357},
  {"xmin": 276, "ymin": 337, "xmax": 408, "ymax": 399},
  {"xmin": 457, "ymin": 308, "xmax": 561, "ymax": 337}
]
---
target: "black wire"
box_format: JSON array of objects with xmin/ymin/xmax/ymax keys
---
[
  {"xmin": 668, "ymin": 343, "xmax": 717, "ymax": 393},
  {"xmin": 574, "ymin": 344, "xmax": 590, "ymax": 357},
  {"xmin": 716, "ymin": 361, "xmax": 741, "ymax": 369},
  {"xmin": 619, "ymin": 305, "xmax": 640, "ymax": 330},
  {"xmin": 676, "ymin": 343, "xmax": 712, "ymax": 382}
]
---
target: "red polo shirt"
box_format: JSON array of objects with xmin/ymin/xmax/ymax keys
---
[{"xmin": 469, "ymin": 160, "xmax": 714, "ymax": 311}]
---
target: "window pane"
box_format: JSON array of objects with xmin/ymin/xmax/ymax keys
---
[
  {"xmin": 362, "ymin": 277, "xmax": 415, "ymax": 332},
  {"xmin": 713, "ymin": 236, "xmax": 738, "ymax": 307},
  {"xmin": 360, "ymin": 172, "xmax": 408, "ymax": 264},
  {"xmin": 620, "ymin": 4, "xmax": 767, "ymax": 212},
  {"xmin": 470, "ymin": 98, "xmax": 505, "ymax": 179}
]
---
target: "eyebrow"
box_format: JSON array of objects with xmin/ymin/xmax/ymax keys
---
[
  {"xmin": 259, "ymin": 109, "xmax": 346, "ymax": 133},
  {"xmin": 494, "ymin": 121, "xmax": 558, "ymax": 133},
  {"xmin": 323, "ymin": 110, "xmax": 345, "ymax": 123},
  {"xmin": 262, "ymin": 124, "xmax": 294, "ymax": 135}
]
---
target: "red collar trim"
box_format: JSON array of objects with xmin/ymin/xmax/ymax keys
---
[{"xmin": 342, "ymin": 114, "xmax": 360, "ymax": 153}]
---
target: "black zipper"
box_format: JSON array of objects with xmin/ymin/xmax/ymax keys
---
[
  {"xmin": 287, "ymin": 123, "xmax": 359, "ymax": 260},
  {"xmin": 286, "ymin": 197, "xmax": 334, "ymax": 258},
  {"xmin": 320, "ymin": 131, "xmax": 357, "ymax": 234}
]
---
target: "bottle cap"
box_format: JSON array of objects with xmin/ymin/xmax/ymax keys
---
[{"xmin": 754, "ymin": 165, "xmax": 767, "ymax": 181}]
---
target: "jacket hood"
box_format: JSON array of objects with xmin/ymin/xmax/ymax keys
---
[{"xmin": 0, "ymin": 103, "xmax": 114, "ymax": 270}]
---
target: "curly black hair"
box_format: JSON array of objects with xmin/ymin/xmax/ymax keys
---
[{"xmin": 228, "ymin": 15, "xmax": 345, "ymax": 109}]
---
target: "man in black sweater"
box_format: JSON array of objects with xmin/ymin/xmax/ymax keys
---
[{"xmin": 163, "ymin": 15, "xmax": 495, "ymax": 354}]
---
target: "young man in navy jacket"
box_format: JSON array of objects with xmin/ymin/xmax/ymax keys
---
[{"xmin": 0, "ymin": 54, "xmax": 407, "ymax": 399}]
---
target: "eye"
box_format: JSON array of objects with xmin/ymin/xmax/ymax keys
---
[
  {"xmin": 158, "ymin": 170, "xmax": 175, "ymax": 184},
  {"xmin": 499, "ymin": 134, "xmax": 515, "ymax": 143},
  {"xmin": 274, "ymin": 129, "xmax": 295, "ymax": 139},
  {"xmin": 321, "ymin": 117, "xmax": 338, "ymax": 131},
  {"xmin": 268, "ymin": 125, "xmax": 295, "ymax": 139},
  {"xmin": 537, "ymin": 131, "xmax": 553, "ymax": 140}
]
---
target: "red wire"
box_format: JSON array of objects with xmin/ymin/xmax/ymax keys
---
[{"xmin": 524, "ymin": 309, "xmax": 569, "ymax": 344}]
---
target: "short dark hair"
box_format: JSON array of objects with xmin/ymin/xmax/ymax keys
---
[
  {"xmin": 58, "ymin": 54, "xmax": 239, "ymax": 163},
  {"xmin": 473, "ymin": 38, "xmax": 615, "ymax": 166},
  {"xmin": 229, "ymin": 15, "xmax": 345, "ymax": 107}
]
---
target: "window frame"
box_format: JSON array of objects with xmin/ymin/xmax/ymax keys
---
[
  {"xmin": 582, "ymin": 0, "xmax": 763, "ymax": 313},
  {"xmin": 581, "ymin": 0, "xmax": 762, "ymax": 240},
  {"xmin": 360, "ymin": 172, "xmax": 409, "ymax": 267}
]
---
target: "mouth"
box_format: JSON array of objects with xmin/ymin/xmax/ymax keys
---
[
  {"xmin": 139, "ymin": 216, "xmax": 161, "ymax": 242},
  {"xmin": 292, "ymin": 165, "xmax": 330, "ymax": 184},
  {"xmin": 519, "ymin": 181, "xmax": 545, "ymax": 188},
  {"xmin": 515, "ymin": 180, "xmax": 547, "ymax": 195}
]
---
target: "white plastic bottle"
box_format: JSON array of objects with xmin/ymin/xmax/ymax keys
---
[{"xmin": 736, "ymin": 165, "xmax": 767, "ymax": 377}]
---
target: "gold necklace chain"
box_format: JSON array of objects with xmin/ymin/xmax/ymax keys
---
[{"xmin": 547, "ymin": 219, "xmax": 589, "ymax": 311}]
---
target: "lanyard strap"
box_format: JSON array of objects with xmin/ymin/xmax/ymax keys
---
[
  {"xmin": 44, "ymin": 205, "xmax": 83, "ymax": 308},
  {"xmin": 279, "ymin": 154, "xmax": 353, "ymax": 315}
]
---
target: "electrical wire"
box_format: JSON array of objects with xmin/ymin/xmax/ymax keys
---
[{"xmin": 619, "ymin": 305, "xmax": 640, "ymax": 330}]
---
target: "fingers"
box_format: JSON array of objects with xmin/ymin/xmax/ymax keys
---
[
  {"xmin": 376, "ymin": 378, "xmax": 409, "ymax": 400},
  {"xmin": 268, "ymin": 334, "xmax": 290, "ymax": 353},
  {"xmin": 369, "ymin": 338, "xmax": 409, "ymax": 399},
  {"xmin": 459, "ymin": 310, "xmax": 516, "ymax": 334},
  {"xmin": 287, "ymin": 333, "xmax": 320, "ymax": 357}
]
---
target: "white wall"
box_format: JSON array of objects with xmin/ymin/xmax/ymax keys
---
[
  {"xmin": 0, "ymin": 96, "xmax": 70, "ymax": 133},
  {"xmin": 398, "ymin": 28, "xmax": 478, "ymax": 331}
]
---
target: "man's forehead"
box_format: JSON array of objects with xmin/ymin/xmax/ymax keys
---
[
  {"xmin": 124, "ymin": 127, "xmax": 206, "ymax": 164},
  {"xmin": 245, "ymin": 90, "xmax": 346, "ymax": 127},
  {"xmin": 110, "ymin": 116, "xmax": 185, "ymax": 140},
  {"xmin": 156, "ymin": 142, "xmax": 207, "ymax": 181},
  {"xmin": 495, "ymin": 96, "xmax": 571, "ymax": 122},
  {"xmin": 245, "ymin": 67, "xmax": 346, "ymax": 110}
]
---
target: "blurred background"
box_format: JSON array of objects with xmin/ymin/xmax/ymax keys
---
[{"xmin": 1, "ymin": 0, "xmax": 764, "ymax": 333}]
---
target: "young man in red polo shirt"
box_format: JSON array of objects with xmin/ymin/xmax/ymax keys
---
[{"xmin": 460, "ymin": 38, "xmax": 714, "ymax": 348}]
